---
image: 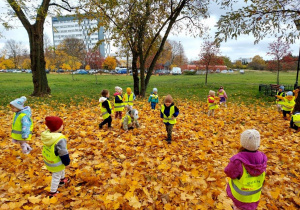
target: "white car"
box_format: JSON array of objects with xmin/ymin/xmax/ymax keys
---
[
  {"xmin": 228, "ymin": 69, "xmax": 234, "ymax": 73},
  {"xmin": 240, "ymin": 70, "xmax": 245, "ymax": 74},
  {"xmin": 221, "ymin": 70, "xmax": 228, "ymax": 73}
]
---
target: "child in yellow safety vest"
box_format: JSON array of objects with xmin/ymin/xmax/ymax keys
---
[
  {"xmin": 123, "ymin": 87, "xmax": 136, "ymax": 110},
  {"xmin": 276, "ymin": 91, "xmax": 295, "ymax": 120},
  {"xmin": 275, "ymin": 86, "xmax": 285, "ymax": 113},
  {"xmin": 41, "ymin": 116, "xmax": 70, "ymax": 198},
  {"xmin": 99, "ymin": 89, "xmax": 113, "ymax": 129},
  {"xmin": 122, "ymin": 109, "xmax": 140, "ymax": 131},
  {"xmin": 207, "ymin": 90, "xmax": 219, "ymax": 117},
  {"xmin": 10, "ymin": 96, "xmax": 33, "ymax": 154},
  {"xmin": 160, "ymin": 95, "xmax": 179, "ymax": 144},
  {"xmin": 114, "ymin": 86, "xmax": 124, "ymax": 119},
  {"xmin": 290, "ymin": 94, "xmax": 300, "ymax": 131},
  {"xmin": 224, "ymin": 129, "xmax": 267, "ymax": 210}
]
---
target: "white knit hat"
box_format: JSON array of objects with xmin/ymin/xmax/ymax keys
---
[
  {"xmin": 240, "ymin": 129, "xmax": 260, "ymax": 151},
  {"xmin": 153, "ymin": 88, "xmax": 158, "ymax": 92},
  {"xmin": 10, "ymin": 96, "xmax": 27, "ymax": 110},
  {"xmin": 209, "ymin": 90, "xmax": 215, "ymax": 96}
]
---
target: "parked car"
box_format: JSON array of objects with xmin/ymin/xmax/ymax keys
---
[
  {"xmin": 12, "ymin": 70, "xmax": 22, "ymax": 73},
  {"xmin": 240, "ymin": 70, "xmax": 245, "ymax": 74},
  {"xmin": 89, "ymin": 69, "xmax": 98, "ymax": 74},
  {"xmin": 171, "ymin": 67, "xmax": 182, "ymax": 75},
  {"xmin": 221, "ymin": 70, "xmax": 228, "ymax": 73},
  {"xmin": 56, "ymin": 69, "xmax": 64, "ymax": 73},
  {"xmin": 117, "ymin": 68, "xmax": 128, "ymax": 74},
  {"xmin": 215, "ymin": 69, "xmax": 220, "ymax": 73},
  {"xmin": 25, "ymin": 70, "xmax": 32, "ymax": 73},
  {"xmin": 45, "ymin": 69, "xmax": 50, "ymax": 74},
  {"xmin": 77, "ymin": 70, "xmax": 88, "ymax": 74},
  {"xmin": 228, "ymin": 69, "xmax": 234, "ymax": 73}
]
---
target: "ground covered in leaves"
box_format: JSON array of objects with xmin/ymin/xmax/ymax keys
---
[{"xmin": 0, "ymin": 100, "xmax": 299, "ymax": 209}]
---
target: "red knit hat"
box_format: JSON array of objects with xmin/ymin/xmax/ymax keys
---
[{"xmin": 45, "ymin": 116, "xmax": 63, "ymax": 132}]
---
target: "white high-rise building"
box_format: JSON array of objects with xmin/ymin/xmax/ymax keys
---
[{"xmin": 51, "ymin": 16, "xmax": 106, "ymax": 57}]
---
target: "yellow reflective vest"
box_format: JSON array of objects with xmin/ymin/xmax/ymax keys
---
[
  {"xmin": 229, "ymin": 165, "xmax": 265, "ymax": 203},
  {"xmin": 161, "ymin": 105, "xmax": 176, "ymax": 124},
  {"xmin": 123, "ymin": 93, "xmax": 134, "ymax": 106},
  {"xmin": 282, "ymin": 97, "xmax": 295, "ymax": 111},
  {"xmin": 114, "ymin": 95, "xmax": 125, "ymax": 111},
  {"xmin": 11, "ymin": 113, "xmax": 33, "ymax": 141},
  {"xmin": 292, "ymin": 113, "xmax": 300, "ymax": 127},
  {"xmin": 122, "ymin": 114, "xmax": 132, "ymax": 124},
  {"xmin": 276, "ymin": 91, "xmax": 285, "ymax": 105},
  {"xmin": 100, "ymin": 100, "xmax": 113, "ymax": 119},
  {"xmin": 42, "ymin": 135, "xmax": 66, "ymax": 173},
  {"xmin": 207, "ymin": 96, "xmax": 218, "ymax": 110}
]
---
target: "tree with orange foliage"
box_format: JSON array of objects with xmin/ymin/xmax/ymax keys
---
[{"xmin": 103, "ymin": 56, "xmax": 117, "ymax": 70}]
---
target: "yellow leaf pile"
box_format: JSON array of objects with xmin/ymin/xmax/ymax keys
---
[{"xmin": 0, "ymin": 100, "xmax": 299, "ymax": 209}]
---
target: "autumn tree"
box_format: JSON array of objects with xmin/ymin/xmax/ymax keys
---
[
  {"xmin": 81, "ymin": 0, "xmax": 210, "ymax": 97},
  {"xmin": 85, "ymin": 50, "xmax": 104, "ymax": 70},
  {"xmin": 267, "ymin": 38, "xmax": 291, "ymax": 85},
  {"xmin": 5, "ymin": 39, "xmax": 24, "ymax": 69},
  {"xmin": 199, "ymin": 40, "xmax": 220, "ymax": 85},
  {"xmin": 221, "ymin": 56, "xmax": 232, "ymax": 68},
  {"xmin": 248, "ymin": 55, "xmax": 266, "ymax": 70},
  {"xmin": 103, "ymin": 56, "xmax": 117, "ymax": 70},
  {"xmin": 3, "ymin": 0, "xmax": 77, "ymax": 96},
  {"xmin": 216, "ymin": 0, "xmax": 300, "ymax": 44},
  {"xmin": 58, "ymin": 38, "xmax": 86, "ymax": 65}
]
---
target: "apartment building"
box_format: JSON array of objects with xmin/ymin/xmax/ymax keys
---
[{"xmin": 52, "ymin": 16, "xmax": 106, "ymax": 57}]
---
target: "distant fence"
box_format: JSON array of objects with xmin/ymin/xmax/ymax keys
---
[{"xmin": 259, "ymin": 84, "xmax": 294, "ymax": 96}]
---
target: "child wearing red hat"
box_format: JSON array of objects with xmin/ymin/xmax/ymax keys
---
[{"xmin": 41, "ymin": 116, "xmax": 70, "ymax": 198}]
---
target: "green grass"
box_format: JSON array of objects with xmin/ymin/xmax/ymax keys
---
[{"xmin": 0, "ymin": 70, "xmax": 297, "ymax": 108}]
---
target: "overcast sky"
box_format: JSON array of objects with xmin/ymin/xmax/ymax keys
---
[{"xmin": 0, "ymin": 1, "xmax": 299, "ymax": 62}]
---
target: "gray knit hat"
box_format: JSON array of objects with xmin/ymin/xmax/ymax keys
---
[
  {"xmin": 10, "ymin": 96, "xmax": 27, "ymax": 110},
  {"xmin": 240, "ymin": 129, "xmax": 260, "ymax": 151},
  {"xmin": 279, "ymin": 86, "xmax": 284, "ymax": 91},
  {"xmin": 153, "ymin": 88, "xmax": 158, "ymax": 93}
]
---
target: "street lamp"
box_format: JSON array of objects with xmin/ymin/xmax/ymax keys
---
[{"xmin": 294, "ymin": 18, "xmax": 300, "ymax": 89}]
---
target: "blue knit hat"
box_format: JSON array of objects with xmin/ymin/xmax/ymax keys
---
[
  {"xmin": 279, "ymin": 86, "xmax": 284, "ymax": 91},
  {"xmin": 10, "ymin": 96, "xmax": 27, "ymax": 110}
]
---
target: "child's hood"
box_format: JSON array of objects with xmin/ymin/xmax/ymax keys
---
[
  {"xmin": 230, "ymin": 151, "xmax": 267, "ymax": 176},
  {"xmin": 99, "ymin": 97, "xmax": 107, "ymax": 103},
  {"xmin": 41, "ymin": 130, "xmax": 64, "ymax": 146},
  {"xmin": 19, "ymin": 106, "xmax": 32, "ymax": 117}
]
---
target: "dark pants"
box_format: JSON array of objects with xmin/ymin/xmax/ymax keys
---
[
  {"xmin": 151, "ymin": 102, "xmax": 156, "ymax": 109},
  {"xmin": 115, "ymin": 111, "xmax": 122, "ymax": 119},
  {"xmin": 165, "ymin": 124, "xmax": 174, "ymax": 141},
  {"xmin": 290, "ymin": 119, "xmax": 299, "ymax": 130},
  {"xmin": 99, "ymin": 116, "xmax": 112, "ymax": 128},
  {"xmin": 283, "ymin": 110, "xmax": 291, "ymax": 117}
]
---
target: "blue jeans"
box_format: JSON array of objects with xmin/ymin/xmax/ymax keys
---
[{"xmin": 151, "ymin": 102, "xmax": 156, "ymax": 109}]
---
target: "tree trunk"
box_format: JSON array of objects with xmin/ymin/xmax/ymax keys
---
[
  {"xmin": 276, "ymin": 60, "xmax": 280, "ymax": 85},
  {"xmin": 205, "ymin": 66, "xmax": 208, "ymax": 85},
  {"xmin": 132, "ymin": 53, "xmax": 139, "ymax": 96},
  {"xmin": 29, "ymin": 24, "xmax": 51, "ymax": 96}
]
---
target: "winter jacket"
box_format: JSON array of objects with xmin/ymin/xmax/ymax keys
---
[
  {"xmin": 99, "ymin": 97, "xmax": 112, "ymax": 114},
  {"xmin": 160, "ymin": 103, "xmax": 179, "ymax": 125},
  {"xmin": 41, "ymin": 130, "xmax": 70, "ymax": 166},
  {"xmin": 12, "ymin": 106, "xmax": 32, "ymax": 139},
  {"xmin": 148, "ymin": 93, "xmax": 159, "ymax": 103},
  {"xmin": 224, "ymin": 150, "xmax": 267, "ymax": 210},
  {"xmin": 114, "ymin": 92, "xmax": 123, "ymax": 103}
]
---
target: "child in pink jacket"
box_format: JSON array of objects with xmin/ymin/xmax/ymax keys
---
[{"xmin": 224, "ymin": 129, "xmax": 267, "ymax": 210}]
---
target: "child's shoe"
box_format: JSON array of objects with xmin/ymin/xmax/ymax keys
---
[
  {"xmin": 99, "ymin": 124, "xmax": 103, "ymax": 129},
  {"xmin": 49, "ymin": 191, "xmax": 59, "ymax": 198},
  {"xmin": 59, "ymin": 177, "xmax": 70, "ymax": 186},
  {"xmin": 166, "ymin": 138, "xmax": 171, "ymax": 144}
]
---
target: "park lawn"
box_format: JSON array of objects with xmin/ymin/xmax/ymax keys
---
[{"xmin": 0, "ymin": 70, "xmax": 297, "ymax": 108}]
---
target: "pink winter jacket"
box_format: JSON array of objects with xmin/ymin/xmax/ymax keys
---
[{"xmin": 224, "ymin": 151, "xmax": 267, "ymax": 210}]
